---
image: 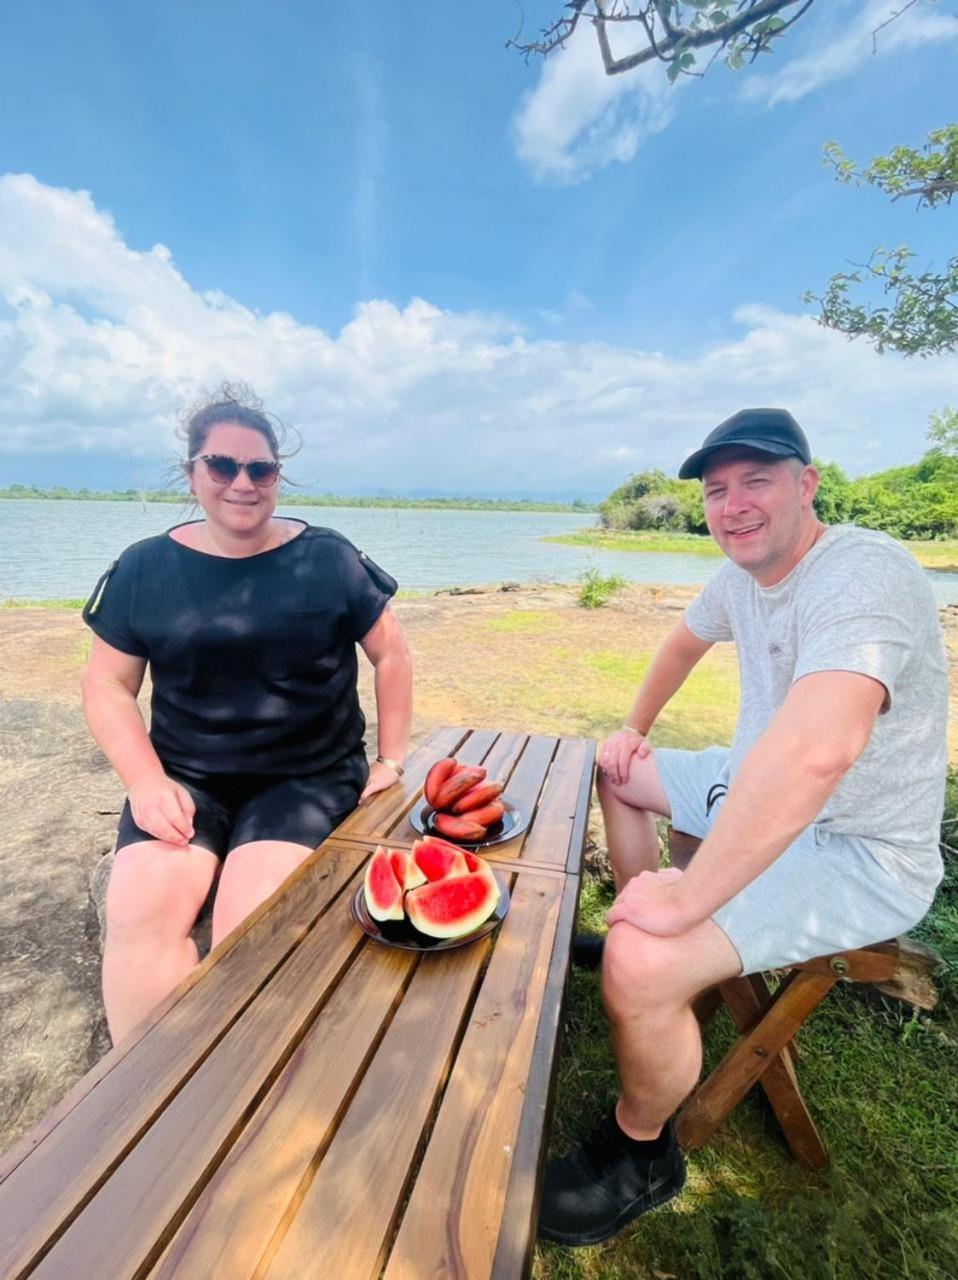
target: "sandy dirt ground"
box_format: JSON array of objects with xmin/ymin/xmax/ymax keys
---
[{"xmin": 1, "ymin": 588, "xmax": 955, "ymax": 1158}]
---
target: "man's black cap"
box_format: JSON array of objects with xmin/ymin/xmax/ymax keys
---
[{"xmin": 678, "ymin": 408, "xmax": 812, "ymax": 480}]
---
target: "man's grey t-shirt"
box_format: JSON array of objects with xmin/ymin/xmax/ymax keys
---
[{"xmin": 684, "ymin": 525, "xmax": 947, "ymax": 900}]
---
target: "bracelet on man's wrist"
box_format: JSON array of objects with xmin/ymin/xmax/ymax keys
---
[
  {"xmin": 376, "ymin": 755, "xmax": 405, "ymax": 778},
  {"xmin": 621, "ymin": 724, "xmax": 643, "ymax": 735}
]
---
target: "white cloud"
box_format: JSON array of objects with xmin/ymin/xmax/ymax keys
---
[
  {"xmin": 511, "ymin": 21, "xmax": 678, "ymax": 184},
  {"xmin": 1, "ymin": 174, "xmax": 956, "ymax": 494},
  {"xmin": 741, "ymin": 0, "xmax": 958, "ymax": 107}
]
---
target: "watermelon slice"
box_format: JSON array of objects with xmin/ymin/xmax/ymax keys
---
[
  {"xmin": 405, "ymin": 870, "xmax": 501, "ymax": 939},
  {"xmin": 363, "ymin": 846, "xmax": 404, "ymax": 922},
  {"xmin": 462, "ymin": 851, "xmax": 498, "ymax": 890},
  {"xmin": 411, "ymin": 838, "xmax": 468, "ymax": 883},
  {"xmin": 389, "ymin": 848, "xmax": 427, "ymax": 891}
]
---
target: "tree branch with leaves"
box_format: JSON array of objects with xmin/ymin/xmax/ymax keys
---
[
  {"xmin": 804, "ymin": 125, "xmax": 958, "ymax": 357},
  {"xmin": 508, "ymin": 1, "xmax": 816, "ymax": 83}
]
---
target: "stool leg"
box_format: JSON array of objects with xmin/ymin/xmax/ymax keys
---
[
  {"xmin": 676, "ymin": 971, "xmax": 836, "ymax": 1156},
  {"xmin": 721, "ymin": 979, "xmax": 828, "ymax": 1169}
]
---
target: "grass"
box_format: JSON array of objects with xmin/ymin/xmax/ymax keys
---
[
  {"xmin": 545, "ymin": 529, "xmax": 958, "ymax": 573},
  {"xmin": 545, "ymin": 530, "xmax": 723, "ymax": 558},
  {"xmin": 486, "ymin": 610, "xmax": 564, "ymax": 635},
  {"xmin": 1, "ymin": 597, "xmax": 86, "ymax": 609}
]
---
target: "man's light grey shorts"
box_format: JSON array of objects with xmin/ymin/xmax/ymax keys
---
[{"xmin": 654, "ymin": 746, "xmax": 933, "ymax": 974}]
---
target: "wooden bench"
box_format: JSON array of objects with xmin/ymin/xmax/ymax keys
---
[
  {"xmin": 669, "ymin": 830, "xmax": 942, "ymax": 1168},
  {"xmin": 0, "ymin": 726, "xmax": 595, "ymax": 1280}
]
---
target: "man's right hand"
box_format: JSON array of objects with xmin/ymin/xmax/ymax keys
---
[
  {"xmin": 598, "ymin": 728, "xmax": 651, "ymax": 786},
  {"xmin": 128, "ymin": 775, "xmax": 196, "ymax": 846}
]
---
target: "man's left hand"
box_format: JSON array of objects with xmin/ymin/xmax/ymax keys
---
[
  {"xmin": 606, "ymin": 866, "xmax": 702, "ymax": 936},
  {"xmin": 360, "ymin": 760, "xmax": 401, "ymax": 802}
]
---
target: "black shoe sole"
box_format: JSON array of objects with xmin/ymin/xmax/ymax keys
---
[{"xmin": 538, "ymin": 1159, "xmax": 686, "ymax": 1247}]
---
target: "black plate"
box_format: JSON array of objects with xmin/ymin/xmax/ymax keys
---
[
  {"xmin": 408, "ymin": 799, "xmax": 528, "ymax": 850},
  {"xmin": 350, "ymin": 872, "xmax": 509, "ymax": 953}
]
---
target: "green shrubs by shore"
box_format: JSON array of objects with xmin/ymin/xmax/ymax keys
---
[{"xmin": 591, "ymin": 443, "xmax": 958, "ymax": 546}]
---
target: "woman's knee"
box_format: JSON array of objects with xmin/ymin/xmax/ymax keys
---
[{"xmin": 106, "ymin": 842, "xmax": 214, "ymax": 942}]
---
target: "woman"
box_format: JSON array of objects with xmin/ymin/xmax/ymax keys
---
[{"xmin": 81, "ymin": 389, "xmax": 413, "ymax": 1044}]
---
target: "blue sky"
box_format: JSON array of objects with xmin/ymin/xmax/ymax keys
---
[{"xmin": 0, "ymin": 0, "xmax": 956, "ymax": 497}]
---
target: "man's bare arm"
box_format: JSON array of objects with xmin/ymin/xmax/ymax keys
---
[
  {"xmin": 608, "ymin": 669, "xmax": 887, "ymax": 934},
  {"xmin": 602, "ymin": 620, "xmax": 714, "ymax": 784}
]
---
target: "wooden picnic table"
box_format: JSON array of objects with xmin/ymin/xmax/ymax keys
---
[{"xmin": 0, "ymin": 726, "xmax": 595, "ymax": 1280}]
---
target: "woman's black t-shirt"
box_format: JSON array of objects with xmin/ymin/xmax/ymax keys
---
[{"xmin": 82, "ymin": 523, "xmax": 397, "ymax": 777}]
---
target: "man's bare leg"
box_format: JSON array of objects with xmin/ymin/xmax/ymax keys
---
[
  {"xmin": 603, "ymin": 916, "xmax": 742, "ymax": 1137},
  {"xmin": 596, "ymin": 751, "xmax": 672, "ymax": 891}
]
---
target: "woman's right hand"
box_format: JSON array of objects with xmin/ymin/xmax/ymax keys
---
[
  {"xmin": 598, "ymin": 728, "xmax": 651, "ymax": 787},
  {"xmin": 128, "ymin": 775, "xmax": 196, "ymax": 846}
]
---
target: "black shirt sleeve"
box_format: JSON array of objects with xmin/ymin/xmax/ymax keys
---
[
  {"xmin": 82, "ymin": 544, "xmax": 149, "ymax": 657},
  {"xmin": 338, "ymin": 542, "xmax": 398, "ymax": 641}
]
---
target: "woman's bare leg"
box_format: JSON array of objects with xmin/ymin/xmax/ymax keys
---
[
  {"xmin": 211, "ymin": 840, "xmax": 315, "ymax": 946},
  {"xmin": 102, "ymin": 840, "xmax": 219, "ymax": 1045}
]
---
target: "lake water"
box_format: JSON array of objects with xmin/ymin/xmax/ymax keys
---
[{"xmin": 3, "ymin": 499, "xmax": 958, "ymax": 606}]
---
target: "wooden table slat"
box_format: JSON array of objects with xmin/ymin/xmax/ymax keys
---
[
  {"xmin": 149, "ymin": 944, "xmax": 417, "ymax": 1280},
  {"xmin": 491, "ymin": 873, "xmax": 582, "ymax": 1280},
  {"xmin": 28, "ymin": 894, "xmax": 369, "ymax": 1280},
  {"xmin": 382, "ymin": 869, "xmax": 567, "ymax": 1280},
  {"xmin": 0, "ymin": 843, "xmax": 368, "ymax": 1280},
  {"xmin": 262, "ymin": 941, "xmax": 493, "ymax": 1280},
  {"xmin": 515, "ymin": 737, "xmax": 595, "ymax": 868}
]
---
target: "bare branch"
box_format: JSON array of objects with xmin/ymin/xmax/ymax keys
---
[{"xmin": 872, "ymin": 0, "xmax": 921, "ymax": 54}]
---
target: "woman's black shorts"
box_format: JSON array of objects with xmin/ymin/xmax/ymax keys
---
[{"xmin": 114, "ymin": 754, "xmax": 369, "ymax": 858}]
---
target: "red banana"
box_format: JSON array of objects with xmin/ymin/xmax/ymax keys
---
[
  {"xmin": 464, "ymin": 800, "xmax": 505, "ymax": 828},
  {"xmin": 451, "ymin": 780, "xmax": 504, "ymax": 814},
  {"xmin": 424, "ymin": 758, "xmax": 458, "ymax": 808},
  {"xmin": 433, "ymin": 812, "xmax": 488, "ymax": 842},
  {"xmin": 433, "ymin": 765, "xmax": 487, "ymax": 811}
]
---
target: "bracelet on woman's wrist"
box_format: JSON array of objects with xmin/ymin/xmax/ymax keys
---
[
  {"xmin": 621, "ymin": 724, "xmax": 643, "ymax": 735},
  {"xmin": 376, "ymin": 755, "xmax": 405, "ymax": 778}
]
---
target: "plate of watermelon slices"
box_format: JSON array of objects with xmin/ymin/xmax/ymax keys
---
[
  {"xmin": 351, "ymin": 839, "xmax": 510, "ymax": 952},
  {"xmin": 410, "ymin": 756, "xmax": 529, "ymax": 850}
]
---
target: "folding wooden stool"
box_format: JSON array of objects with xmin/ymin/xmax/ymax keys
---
[{"xmin": 668, "ymin": 829, "xmax": 942, "ymax": 1168}]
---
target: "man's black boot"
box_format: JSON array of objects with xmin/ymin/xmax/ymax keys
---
[
  {"xmin": 571, "ymin": 933, "xmax": 605, "ymax": 971},
  {"xmin": 538, "ymin": 1111, "xmax": 685, "ymax": 1247}
]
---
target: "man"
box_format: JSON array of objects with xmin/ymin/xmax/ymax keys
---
[{"xmin": 538, "ymin": 408, "xmax": 948, "ymax": 1248}]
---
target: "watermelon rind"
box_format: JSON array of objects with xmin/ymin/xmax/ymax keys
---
[
  {"xmin": 405, "ymin": 871, "xmax": 500, "ymax": 939},
  {"xmin": 364, "ymin": 847, "xmax": 404, "ymax": 922}
]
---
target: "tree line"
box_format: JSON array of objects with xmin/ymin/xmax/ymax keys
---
[
  {"xmin": 0, "ymin": 484, "xmax": 596, "ymax": 515},
  {"xmin": 600, "ymin": 411, "xmax": 958, "ymax": 542}
]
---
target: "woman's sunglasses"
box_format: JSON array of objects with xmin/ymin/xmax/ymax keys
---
[{"xmin": 192, "ymin": 454, "xmax": 282, "ymax": 487}]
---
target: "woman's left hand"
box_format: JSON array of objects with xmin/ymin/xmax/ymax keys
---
[{"xmin": 360, "ymin": 760, "xmax": 402, "ymax": 802}]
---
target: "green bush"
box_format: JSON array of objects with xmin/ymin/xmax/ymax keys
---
[
  {"xmin": 576, "ymin": 569, "xmax": 626, "ymax": 609},
  {"xmin": 597, "ymin": 448, "xmax": 958, "ymax": 542}
]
